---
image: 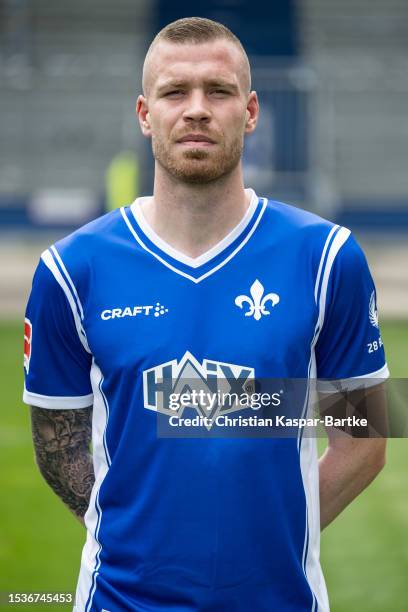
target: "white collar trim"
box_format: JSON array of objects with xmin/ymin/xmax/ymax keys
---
[{"xmin": 130, "ymin": 188, "xmax": 259, "ymax": 269}]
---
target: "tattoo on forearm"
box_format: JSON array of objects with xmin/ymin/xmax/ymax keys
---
[{"xmin": 30, "ymin": 406, "xmax": 94, "ymax": 521}]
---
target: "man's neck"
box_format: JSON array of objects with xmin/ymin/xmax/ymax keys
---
[{"xmin": 140, "ymin": 165, "xmax": 250, "ymax": 259}]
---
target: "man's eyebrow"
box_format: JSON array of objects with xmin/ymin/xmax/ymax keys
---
[
  {"xmin": 156, "ymin": 80, "xmax": 188, "ymax": 92},
  {"xmin": 206, "ymin": 80, "xmax": 239, "ymax": 91},
  {"xmin": 155, "ymin": 79, "xmax": 240, "ymax": 94}
]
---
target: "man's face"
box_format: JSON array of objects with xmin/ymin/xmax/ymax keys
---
[{"xmin": 137, "ymin": 39, "xmax": 258, "ymax": 184}]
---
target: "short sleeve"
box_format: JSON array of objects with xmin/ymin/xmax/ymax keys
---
[
  {"xmin": 23, "ymin": 257, "xmax": 93, "ymax": 409},
  {"xmin": 315, "ymin": 232, "xmax": 389, "ymax": 389}
]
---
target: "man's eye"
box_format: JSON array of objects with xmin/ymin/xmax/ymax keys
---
[
  {"xmin": 164, "ymin": 90, "xmax": 183, "ymax": 97},
  {"xmin": 211, "ymin": 89, "xmax": 230, "ymax": 96}
]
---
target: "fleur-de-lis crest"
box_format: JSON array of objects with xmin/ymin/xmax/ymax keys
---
[{"xmin": 235, "ymin": 279, "xmax": 280, "ymax": 321}]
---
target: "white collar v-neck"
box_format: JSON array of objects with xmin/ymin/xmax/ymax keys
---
[{"xmin": 130, "ymin": 188, "xmax": 259, "ymax": 269}]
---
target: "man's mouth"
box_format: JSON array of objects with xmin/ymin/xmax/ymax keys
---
[{"xmin": 177, "ymin": 134, "xmax": 216, "ymax": 147}]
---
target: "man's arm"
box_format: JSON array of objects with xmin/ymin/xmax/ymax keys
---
[
  {"xmin": 318, "ymin": 384, "xmax": 387, "ymax": 530},
  {"xmin": 30, "ymin": 406, "xmax": 95, "ymax": 525}
]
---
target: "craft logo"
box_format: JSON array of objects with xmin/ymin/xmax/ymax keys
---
[
  {"xmin": 24, "ymin": 318, "xmax": 32, "ymax": 373},
  {"xmin": 143, "ymin": 351, "xmax": 256, "ymax": 421},
  {"xmin": 101, "ymin": 303, "xmax": 169, "ymax": 320}
]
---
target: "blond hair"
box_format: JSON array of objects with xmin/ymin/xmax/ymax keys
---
[{"xmin": 143, "ymin": 17, "xmax": 251, "ymax": 94}]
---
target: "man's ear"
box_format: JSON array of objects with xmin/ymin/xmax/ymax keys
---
[
  {"xmin": 136, "ymin": 95, "xmax": 152, "ymax": 137},
  {"xmin": 245, "ymin": 91, "xmax": 259, "ymax": 134}
]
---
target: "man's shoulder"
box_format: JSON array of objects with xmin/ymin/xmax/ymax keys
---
[
  {"xmin": 263, "ymin": 198, "xmax": 337, "ymax": 233},
  {"xmin": 39, "ymin": 207, "xmax": 127, "ymax": 286},
  {"xmin": 259, "ymin": 198, "xmax": 343, "ymax": 258},
  {"xmin": 54, "ymin": 208, "xmax": 124, "ymax": 253}
]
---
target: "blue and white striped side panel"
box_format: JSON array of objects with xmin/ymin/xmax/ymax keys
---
[
  {"xmin": 298, "ymin": 224, "xmax": 351, "ymax": 612},
  {"xmin": 41, "ymin": 246, "xmax": 91, "ymax": 353}
]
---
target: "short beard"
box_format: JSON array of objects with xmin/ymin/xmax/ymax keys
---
[{"xmin": 152, "ymin": 135, "xmax": 244, "ymax": 184}]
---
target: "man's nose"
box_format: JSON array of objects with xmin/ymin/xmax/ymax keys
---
[{"xmin": 182, "ymin": 90, "xmax": 211, "ymax": 122}]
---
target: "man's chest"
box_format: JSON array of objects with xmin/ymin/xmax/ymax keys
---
[{"xmin": 82, "ymin": 255, "xmax": 318, "ymax": 380}]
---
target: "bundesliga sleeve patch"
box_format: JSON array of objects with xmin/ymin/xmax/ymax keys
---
[{"xmin": 24, "ymin": 317, "xmax": 32, "ymax": 373}]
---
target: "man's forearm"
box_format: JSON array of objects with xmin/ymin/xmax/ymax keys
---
[
  {"xmin": 319, "ymin": 436, "xmax": 386, "ymax": 530},
  {"xmin": 30, "ymin": 406, "xmax": 95, "ymax": 524}
]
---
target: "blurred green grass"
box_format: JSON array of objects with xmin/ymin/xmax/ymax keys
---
[
  {"xmin": 0, "ymin": 320, "xmax": 407, "ymax": 611},
  {"xmin": 0, "ymin": 322, "xmax": 84, "ymax": 610}
]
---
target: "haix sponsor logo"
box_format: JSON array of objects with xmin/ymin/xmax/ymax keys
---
[
  {"xmin": 101, "ymin": 303, "xmax": 169, "ymax": 320},
  {"xmin": 143, "ymin": 351, "xmax": 255, "ymax": 426}
]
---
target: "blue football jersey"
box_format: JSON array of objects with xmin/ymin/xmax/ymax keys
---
[{"xmin": 23, "ymin": 189, "xmax": 388, "ymax": 612}]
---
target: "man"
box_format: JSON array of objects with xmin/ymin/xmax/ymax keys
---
[{"xmin": 24, "ymin": 17, "xmax": 389, "ymax": 612}]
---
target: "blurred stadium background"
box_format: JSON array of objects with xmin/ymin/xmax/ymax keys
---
[{"xmin": 0, "ymin": 1, "xmax": 407, "ymax": 611}]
